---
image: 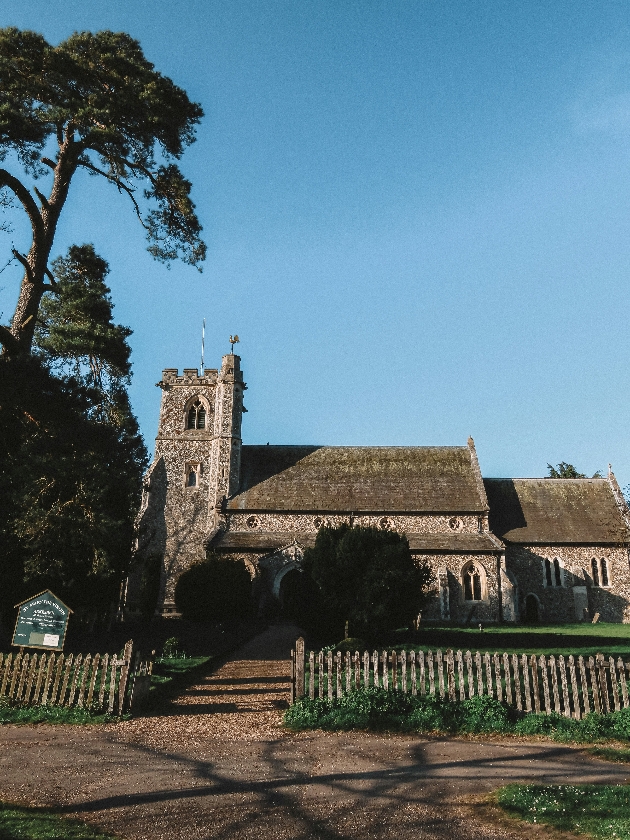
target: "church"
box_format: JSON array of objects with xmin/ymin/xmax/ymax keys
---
[{"xmin": 126, "ymin": 353, "xmax": 630, "ymax": 624}]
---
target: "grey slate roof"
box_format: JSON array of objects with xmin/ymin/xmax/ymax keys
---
[
  {"xmin": 228, "ymin": 445, "xmax": 487, "ymax": 512},
  {"xmin": 213, "ymin": 531, "xmax": 502, "ymax": 553},
  {"xmin": 484, "ymin": 478, "xmax": 630, "ymax": 544}
]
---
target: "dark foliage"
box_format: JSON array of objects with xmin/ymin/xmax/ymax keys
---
[
  {"xmin": 0, "ymin": 354, "xmax": 146, "ymax": 625},
  {"xmin": 284, "ymin": 689, "xmax": 515, "ymax": 733},
  {"xmin": 174, "ymin": 553, "xmax": 253, "ymax": 623},
  {"xmin": 546, "ymin": 462, "xmax": 602, "ymax": 479},
  {"xmin": 301, "ymin": 524, "xmax": 433, "ymax": 641},
  {"xmin": 286, "ymin": 689, "xmax": 630, "ymax": 742}
]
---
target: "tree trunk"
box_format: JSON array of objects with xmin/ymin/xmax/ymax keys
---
[{"xmin": 2, "ymin": 141, "xmax": 78, "ymax": 356}]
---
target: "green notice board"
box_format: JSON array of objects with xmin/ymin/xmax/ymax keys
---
[{"xmin": 12, "ymin": 590, "xmax": 72, "ymax": 651}]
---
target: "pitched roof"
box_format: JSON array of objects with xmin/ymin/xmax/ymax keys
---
[
  {"xmin": 213, "ymin": 530, "xmax": 502, "ymax": 553},
  {"xmin": 484, "ymin": 478, "xmax": 630, "ymax": 544},
  {"xmin": 227, "ymin": 445, "xmax": 488, "ymax": 513}
]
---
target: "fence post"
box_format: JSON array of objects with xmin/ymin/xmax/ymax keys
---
[
  {"xmin": 446, "ymin": 650, "xmax": 456, "ymax": 701},
  {"xmin": 597, "ymin": 653, "xmax": 610, "ymax": 714},
  {"xmin": 295, "ymin": 637, "xmax": 305, "ymax": 700},
  {"xmin": 289, "ymin": 650, "xmax": 295, "ymax": 704},
  {"xmin": 117, "ymin": 641, "xmax": 134, "ymax": 715}
]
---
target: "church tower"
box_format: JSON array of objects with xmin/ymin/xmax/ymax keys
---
[{"xmin": 127, "ymin": 354, "xmax": 245, "ymax": 616}]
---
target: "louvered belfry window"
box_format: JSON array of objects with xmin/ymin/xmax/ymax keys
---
[{"xmin": 187, "ymin": 399, "xmax": 206, "ymax": 429}]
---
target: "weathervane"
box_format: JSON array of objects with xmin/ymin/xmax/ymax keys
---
[{"xmin": 229, "ymin": 334, "xmax": 240, "ymax": 353}]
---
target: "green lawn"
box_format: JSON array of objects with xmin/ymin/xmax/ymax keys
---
[
  {"xmin": 144, "ymin": 655, "xmax": 211, "ymax": 711},
  {"xmin": 0, "ymin": 803, "xmax": 117, "ymax": 839},
  {"xmin": 393, "ymin": 623, "xmax": 630, "ymax": 658},
  {"xmin": 588, "ymin": 746, "xmax": 630, "ymax": 764},
  {"xmin": 497, "ymin": 783, "xmax": 630, "ymax": 839}
]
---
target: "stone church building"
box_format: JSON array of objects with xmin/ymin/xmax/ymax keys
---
[{"xmin": 126, "ymin": 353, "xmax": 630, "ymax": 624}]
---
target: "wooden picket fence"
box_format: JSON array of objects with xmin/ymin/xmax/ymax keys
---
[
  {"xmin": 0, "ymin": 640, "xmax": 154, "ymax": 715},
  {"xmin": 290, "ymin": 639, "xmax": 630, "ymax": 720}
]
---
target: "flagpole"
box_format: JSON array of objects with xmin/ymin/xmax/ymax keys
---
[{"xmin": 200, "ymin": 318, "xmax": 205, "ymax": 375}]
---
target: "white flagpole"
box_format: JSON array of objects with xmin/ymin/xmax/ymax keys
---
[{"xmin": 200, "ymin": 318, "xmax": 205, "ymax": 374}]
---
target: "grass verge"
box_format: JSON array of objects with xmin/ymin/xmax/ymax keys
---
[
  {"xmin": 145, "ymin": 655, "xmax": 210, "ymax": 711},
  {"xmin": 496, "ymin": 783, "xmax": 630, "ymax": 839},
  {"xmin": 0, "ymin": 802, "xmax": 118, "ymax": 839},
  {"xmin": 0, "ymin": 697, "xmax": 124, "ymax": 725},
  {"xmin": 588, "ymin": 746, "xmax": 630, "ymax": 763},
  {"xmin": 285, "ymin": 688, "xmax": 630, "ymax": 742},
  {"xmin": 354, "ymin": 623, "xmax": 630, "ymax": 659}
]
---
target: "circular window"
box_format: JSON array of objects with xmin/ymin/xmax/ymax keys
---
[
  {"xmin": 379, "ymin": 517, "xmax": 392, "ymax": 530},
  {"xmin": 246, "ymin": 515, "xmax": 259, "ymax": 528},
  {"xmin": 449, "ymin": 517, "xmax": 463, "ymax": 531},
  {"xmin": 313, "ymin": 517, "xmax": 324, "ymax": 529}
]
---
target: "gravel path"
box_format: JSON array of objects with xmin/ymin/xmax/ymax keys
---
[{"xmin": 1, "ymin": 624, "xmax": 629, "ymax": 840}]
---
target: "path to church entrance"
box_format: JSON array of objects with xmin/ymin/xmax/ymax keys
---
[{"xmin": 1, "ymin": 623, "xmax": 629, "ymax": 840}]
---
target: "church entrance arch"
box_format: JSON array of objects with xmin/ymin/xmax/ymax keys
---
[
  {"xmin": 524, "ymin": 593, "xmax": 540, "ymax": 623},
  {"xmin": 278, "ymin": 568, "xmax": 307, "ymax": 621}
]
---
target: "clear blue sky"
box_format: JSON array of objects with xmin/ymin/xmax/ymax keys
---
[{"xmin": 2, "ymin": 2, "xmax": 630, "ymax": 486}]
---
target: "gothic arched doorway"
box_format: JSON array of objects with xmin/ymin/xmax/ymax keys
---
[
  {"xmin": 278, "ymin": 568, "xmax": 308, "ymax": 622},
  {"xmin": 525, "ymin": 594, "xmax": 540, "ymax": 623}
]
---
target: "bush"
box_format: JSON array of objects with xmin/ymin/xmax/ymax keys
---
[
  {"xmin": 285, "ymin": 690, "xmax": 630, "ymax": 742},
  {"xmin": 162, "ymin": 636, "xmax": 185, "ymax": 658},
  {"xmin": 301, "ymin": 524, "xmax": 434, "ymax": 641},
  {"xmin": 175, "ymin": 553, "xmax": 252, "ymax": 623},
  {"xmin": 285, "ymin": 689, "xmax": 509, "ymax": 733},
  {"xmin": 458, "ymin": 695, "xmax": 515, "ymax": 733}
]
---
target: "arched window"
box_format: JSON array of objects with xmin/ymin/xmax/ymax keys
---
[
  {"xmin": 187, "ymin": 468, "xmax": 197, "ymax": 487},
  {"xmin": 543, "ymin": 558, "xmax": 563, "ymax": 587},
  {"xmin": 553, "ymin": 558, "xmax": 562, "ymax": 587},
  {"xmin": 591, "ymin": 557, "xmax": 600, "ymax": 587},
  {"xmin": 591, "ymin": 557, "xmax": 609, "ymax": 587},
  {"xmin": 463, "ymin": 563, "xmax": 482, "ymax": 601},
  {"xmin": 187, "ymin": 399, "xmax": 207, "ymax": 429}
]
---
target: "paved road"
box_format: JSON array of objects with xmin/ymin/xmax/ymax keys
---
[{"xmin": 1, "ymin": 625, "xmax": 628, "ymax": 840}]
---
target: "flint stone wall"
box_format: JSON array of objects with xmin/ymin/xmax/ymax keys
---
[
  {"xmin": 225, "ymin": 512, "xmax": 484, "ymax": 534},
  {"xmin": 506, "ymin": 544, "xmax": 630, "ymax": 623},
  {"xmin": 411, "ymin": 552, "xmax": 501, "ymax": 623}
]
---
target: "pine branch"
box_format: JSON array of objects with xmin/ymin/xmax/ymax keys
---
[
  {"xmin": 12, "ymin": 249, "xmax": 34, "ymax": 284},
  {"xmin": 77, "ymin": 159, "xmax": 147, "ymax": 228},
  {"xmin": 0, "ymin": 169, "xmax": 44, "ymax": 244},
  {"xmin": 0, "ymin": 324, "xmax": 20, "ymax": 353}
]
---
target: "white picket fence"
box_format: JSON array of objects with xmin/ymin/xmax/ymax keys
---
[{"xmin": 290, "ymin": 639, "xmax": 630, "ymax": 720}]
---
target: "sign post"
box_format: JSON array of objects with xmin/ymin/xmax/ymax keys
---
[{"xmin": 12, "ymin": 590, "xmax": 72, "ymax": 651}]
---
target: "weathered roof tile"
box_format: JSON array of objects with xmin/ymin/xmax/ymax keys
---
[
  {"xmin": 484, "ymin": 478, "xmax": 630, "ymax": 544},
  {"xmin": 228, "ymin": 445, "xmax": 487, "ymax": 512}
]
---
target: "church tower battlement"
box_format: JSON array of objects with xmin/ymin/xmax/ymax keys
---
[{"xmin": 128, "ymin": 354, "xmax": 246, "ymax": 616}]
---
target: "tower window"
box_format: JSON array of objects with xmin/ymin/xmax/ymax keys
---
[
  {"xmin": 185, "ymin": 462, "xmax": 201, "ymax": 488},
  {"xmin": 187, "ymin": 399, "xmax": 206, "ymax": 429}
]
